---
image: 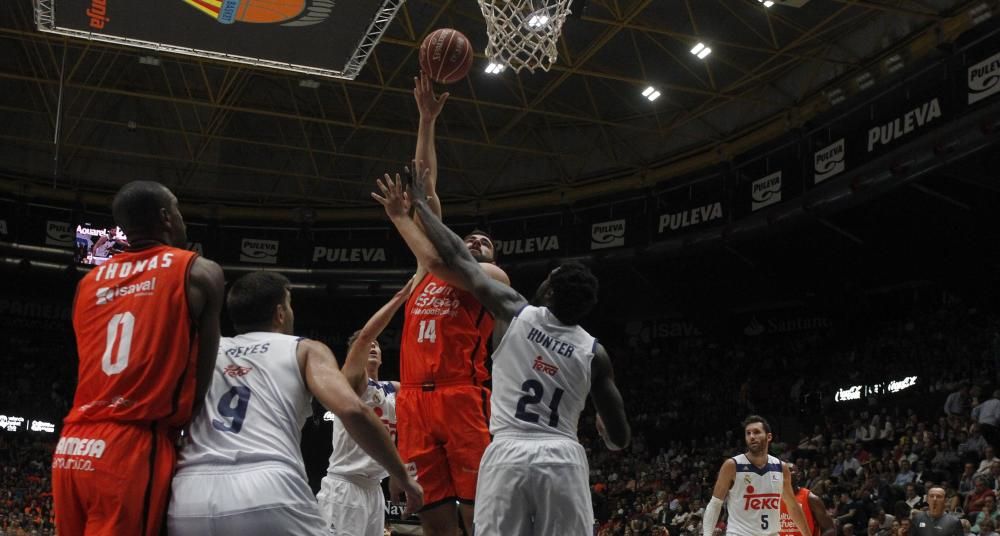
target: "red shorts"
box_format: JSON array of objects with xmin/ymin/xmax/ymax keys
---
[
  {"xmin": 396, "ymin": 384, "xmax": 491, "ymax": 509},
  {"xmin": 52, "ymin": 421, "xmax": 176, "ymax": 536}
]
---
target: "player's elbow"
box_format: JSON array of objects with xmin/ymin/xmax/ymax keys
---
[{"xmin": 331, "ymin": 399, "xmax": 370, "ymax": 427}]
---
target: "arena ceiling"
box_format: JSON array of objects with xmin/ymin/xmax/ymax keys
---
[{"xmin": 0, "ymin": 0, "xmax": 982, "ymax": 221}]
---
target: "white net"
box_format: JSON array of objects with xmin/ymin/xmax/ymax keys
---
[{"xmin": 478, "ymin": 0, "xmax": 573, "ymax": 73}]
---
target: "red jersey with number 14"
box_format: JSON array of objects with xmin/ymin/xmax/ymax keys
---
[
  {"xmin": 401, "ymin": 272, "xmax": 494, "ymax": 385},
  {"xmin": 67, "ymin": 245, "xmax": 199, "ymax": 428}
]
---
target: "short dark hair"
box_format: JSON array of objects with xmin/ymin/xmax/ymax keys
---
[
  {"xmin": 112, "ymin": 181, "xmax": 174, "ymax": 236},
  {"xmin": 547, "ymin": 262, "xmax": 599, "ymax": 325},
  {"xmin": 742, "ymin": 414, "xmax": 771, "ymax": 434},
  {"xmin": 226, "ymin": 271, "xmax": 290, "ymax": 334},
  {"xmin": 346, "ymin": 330, "xmax": 381, "ymax": 351}
]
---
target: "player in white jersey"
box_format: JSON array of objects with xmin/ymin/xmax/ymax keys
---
[
  {"xmin": 317, "ymin": 279, "xmax": 413, "ymax": 535},
  {"xmin": 703, "ymin": 416, "xmax": 812, "ymax": 536},
  {"xmin": 373, "ymin": 165, "xmax": 631, "ymax": 535},
  {"xmin": 167, "ymin": 271, "xmax": 422, "ymax": 535}
]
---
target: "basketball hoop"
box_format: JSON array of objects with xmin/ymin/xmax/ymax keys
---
[{"xmin": 477, "ymin": 0, "xmax": 573, "ymax": 73}]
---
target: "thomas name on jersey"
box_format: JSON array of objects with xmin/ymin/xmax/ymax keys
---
[
  {"xmin": 92, "ymin": 252, "xmax": 176, "ymax": 281},
  {"xmin": 526, "ymin": 327, "xmax": 577, "ymax": 358}
]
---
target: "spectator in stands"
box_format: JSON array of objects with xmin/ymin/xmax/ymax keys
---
[
  {"xmin": 973, "ymin": 391, "xmax": 1000, "ymax": 451},
  {"xmin": 906, "ymin": 484, "xmax": 928, "ymax": 511},
  {"xmin": 968, "ymin": 427, "xmax": 991, "ymax": 461},
  {"xmin": 980, "ymin": 519, "xmax": 999, "ymax": 536},
  {"xmin": 897, "ymin": 460, "xmax": 918, "ymax": 487},
  {"xmin": 977, "ymin": 448, "xmax": 1000, "ymax": 477},
  {"xmin": 965, "ymin": 477, "xmax": 996, "ymax": 517},
  {"xmin": 958, "ymin": 463, "xmax": 976, "ymax": 498},
  {"xmin": 972, "ymin": 495, "xmax": 1000, "ymax": 533},
  {"xmin": 948, "ymin": 384, "xmax": 973, "ymax": 421}
]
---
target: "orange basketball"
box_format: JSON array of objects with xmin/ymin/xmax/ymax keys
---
[{"xmin": 419, "ymin": 28, "xmax": 474, "ymax": 85}]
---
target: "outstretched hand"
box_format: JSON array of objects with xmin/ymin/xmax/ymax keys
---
[
  {"xmin": 407, "ymin": 160, "xmax": 432, "ymax": 210},
  {"xmin": 414, "ymin": 71, "xmax": 449, "ymax": 120},
  {"xmin": 371, "ymin": 173, "xmax": 410, "ymax": 221}
]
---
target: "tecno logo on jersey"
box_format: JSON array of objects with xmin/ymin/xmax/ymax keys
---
[
  {"xmin": 743, "ymin": 492, "xmax": 781, "ymax": 510},
  {"xmin": 45, "ymin": 220, "xmax": 74, "ymax": 247},
  {"xmin": 240, "ymin": 238, "xmax": 279, "ymax": 264},
  {"xmin": 814, "ymin": 138, "xmax": 845, "ymax": 184},
  {"xmin": 968, "ymin": 51, "xmax": 1000, "ymax": 105},
  {"xmin": 96, "ymin": 277, "xmax": 157, "ymax": 305}
]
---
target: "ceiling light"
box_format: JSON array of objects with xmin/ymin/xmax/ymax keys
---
[
  {"xmin": 884, "ymin": 54, "xmax": 904, "ymax": 74},
  {"xmin": 969, "ymin": 2, "xmax": 991, "ymax": 24},
  {"xmin": 299, "ymin": 79, "xmax": 320, "ymax": 89},
  {"xmin": 824, "ymin": 88, "xmax": 845, "ymax": 106},
  {"xmin": 690, "ymin": 42, "xmax": 706, "ymax": 55},
  {"xmin": 138, "ymin": 55, "xmax": 160, "ymax": 66},
  {"xmin": 648, "ymin": 90, "xmax": 662, "ymax": 102},
  {"xmin": 485, "ymin": 62, "xmax": 506, "ymax": 74},
  {"xmin": 854, "ymin": 72, "xmax": 874, "ymax": 91},
  {"xmin": 642, "ymin": 86, "xmax": 655, "ymax": 97},
  {"xmin": 757, "ymin": 0, "xmax": 775, "ymax": 7},
  {"xmin": 697, "ymin": 47, "xmax": 712, "ymax": 59}
]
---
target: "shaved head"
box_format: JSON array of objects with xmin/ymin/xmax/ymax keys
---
[{"xmin": 112, "ymin": 181, "xmax": 186, "ymax": 246}]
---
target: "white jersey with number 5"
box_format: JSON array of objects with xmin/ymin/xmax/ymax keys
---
[
  {"xmin": 176, "ymin": 332, "xmax": 313, "ymax": 475},
  {"xmin": 726, "ymin": 454, "xmax": 784, "ymax": 536},
  {"xmin": 489, "ymin": 305, "xmax": 595, "ymax": 440}
]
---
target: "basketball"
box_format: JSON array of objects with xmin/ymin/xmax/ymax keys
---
[{"xmin": 419, "ymin": 28, "xmax": 474, "ymax": 84}]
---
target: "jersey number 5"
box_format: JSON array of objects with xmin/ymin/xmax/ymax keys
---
[{"xmin": 514, "ymin": 379, "xmax": 565, "ymax": 427}]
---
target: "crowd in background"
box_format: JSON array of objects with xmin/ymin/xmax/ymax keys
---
[{"xmin": 2, "ymin": 297, "xmax": 1000, "ymax": 535}]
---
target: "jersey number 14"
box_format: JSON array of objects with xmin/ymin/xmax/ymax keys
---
[{"xmin": 417, "ymin": 319, "xmax": 437, "ymax": 343}]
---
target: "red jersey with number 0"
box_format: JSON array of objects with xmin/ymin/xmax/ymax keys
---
[
  {"xmin": 67, "ymin": 245, "xmax": 199, "ymax": 427},
  {"xmin": 401, "ymin": 272, "xmax": 494, "ymax": 385}
]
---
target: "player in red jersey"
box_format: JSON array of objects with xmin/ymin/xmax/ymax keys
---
[
  {"xmin": 52, "ymin": 181, "xmax": 225, "ymax": 536},
  {"xmin": 374, "ymin": 73, "xmax": 510, "ymax": 536},
  {"xmin": 780, "ymin": 464, "xmax": 835, "ymax": 536}
]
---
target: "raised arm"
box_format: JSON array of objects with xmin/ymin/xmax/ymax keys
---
[
  {"xmin": 341, "ymin": 277, "xmax": 415, "ymax": 396},
  {"xmin": 590, "ymin": 343, "xmax": 630, "ymax": 450},
  {"xmin": 413, "ymin": 72, "xmax": 447, "ymax": 220},
  {"xmin": 299, "ymin": 338, "xmax": 423, "ymax": 515},
  {"xmin": 373, "ymin": 169, "xmax": 522, "ymax": 324},
  {"xmin": 186, "ymin": 256, "xmax": 225, "ymax": 415}
]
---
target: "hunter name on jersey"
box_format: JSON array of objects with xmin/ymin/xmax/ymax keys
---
[
  {"xmin": 525, "ymin": 327, "xmax": 577, "ymax": 358},
  {"xmin": 92, "ymin": 252, "xmax": 176, "ymax": 281},
  {"xmin": 410, "ymin": 281, "xmax": 462, "ymax": 317}
]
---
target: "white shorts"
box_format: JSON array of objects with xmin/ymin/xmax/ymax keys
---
[
  {"xmin": 316, "ymin": 474, "xmax": 385, "ymax": 536},
  {"xmin": 474, "ymin": 436, "xmax": 594, "ymax": 536},
  {"xmin": 167, "ymin": 464, "xmax": 326, "ymax": 536}
]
